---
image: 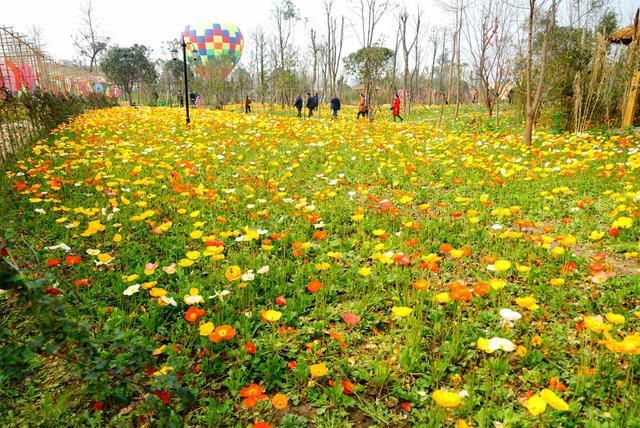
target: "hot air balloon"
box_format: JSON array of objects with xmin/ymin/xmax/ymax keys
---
[{"xmin": 181, "ymin": 23, "xmax": 244, "ymax": 76}]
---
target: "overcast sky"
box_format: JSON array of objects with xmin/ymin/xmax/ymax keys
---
[{"xmin": 3, "ymin": 0, "xmax": 638, "ymax": 66}]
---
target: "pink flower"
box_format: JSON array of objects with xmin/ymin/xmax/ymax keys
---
[
  {"xmin": 162, "ymin": 263, "xmax": 177, "ymax": 274},
  {"xmin": 342, "ymin": 312, "xmax": 361, "ymax": 326},
  {"xmin": 146, "ymin": 261, "xmax": 158, "ymax": 271},
  {"xmin": 591, "ymin": 271, "xmax": 609, "ymax": 284}
]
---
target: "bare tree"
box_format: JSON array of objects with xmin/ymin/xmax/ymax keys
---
[
  {"xmin": 251, "ymin": 28, "xmax": 268, "ymax": 103},
  {"xmin": 524, "ymin": 0, "xmax": 559, "ymax": 146},
  {"xmin": 27, "ymin": 24, "xmax": 46, "ymax": 53},
  {"xmin": 73, "ymin": 0, "xmax": 109, "ymax": 72},
  {"xmin": 310, "ymin": 28, "xmax": 320, "ymax": 94},
  {"xmin": 427, "ymin": 28, "xmax": 441, "ymax": 105},
  {"xmin": 399, "ymin": 5, "xmax": 421, "ymax": 114},
  {"xmin": 324, "ymin": 0, "xmax": 345, "ymax": 96}
]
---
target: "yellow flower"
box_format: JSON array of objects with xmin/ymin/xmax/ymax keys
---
[
  {"xmin": 540, "ymin": 389, "xmax": 569, "ymax": 411},
  {"xmin": 178, "ymin": 259, "xmax": 194, "ymax": 267},
  {"xmin": 225, "ymin": 265, "xmax": 242, "ymax": 281},
  {"xmin": 432, "ymin": 390, "xmax": 463, "ymax": 408},
  {"xmin": 372, "ymin": 229, "xmax": 385, "ymax": 236},
  {"xmin": 358, "ymin": 266, "xmax": 372, "ymax": 276},
  {"xmin": 584, "ymin": 316, "xmax": 612, "ymax": 333},
  {"xmin": 488, "ymin": 279, "xmax": 506, "ymax": 290},
  {"xmin": 190, "ymin": 230, "xmax": 203, "ymax": 239},
  {"xmin": 515, "ymin": 296, "xmax": 539, "ymax": 310},
  {"xmin": 113, "ymin": 233, "xmax": 122, "ymax": 243},
  {"xmin": 612, "ymin": 216, "xmax": 633, "ymax": 229},
  {"xmin": 315, "ymin": 262, "xmax": 330, "ymax": 271},
  {"xmin": 123, "ymin": 274, "xmax": 139, "ymax": 282},
  {"xmin": 549, "ymin": 278, "xmax": 565, "ymax": 286},
  {"xmin": 186, "ymin": 251, "xmax": 201, "ymax": 260},
  {"xmin": 433, "ymin": 292, "xmax": 452, "ymax": 304},
  {"xmin": 516, "ymin": 264, "xmax": 531, "ymax": 273},
  {"xmin": 97, "ymin": 253, "xmax": 112, "ymax": 263},
  {"xmin": 149, "ymin": 287, "xmax": 167, "ymax": 297},
  {"xmin": 152, "ymin": 345, "xmax": 166, "ymax": 356},
  {"xmin": 493, "ymin": 259, "xmax": 512, "ymax": 272},
  {"xmin": 309, "ymin": 363, "xmax": 328, "ymax": 378},
  {"xmin": 391, "ymin": 306, "xmax": 413, "ymax": 318},
  {"xmin": 450, "ymin": 249, "xmax": 465, "ymax": 259},
  {"xmin": 199, "ymin": 321, "xmax": 214, "ymax": 336},
  {"xmin": 604, "ymin": 313, "xmax": 625, "ymax": 325},
  {"xmin": 524, "ymin": 395, "xmax": 547, "ymax": 416},
  {"xmin": 262, "ymin": 309, "xmax": 282, "ymax": 322},
  {"xmin": 588, "ymin": 230, "xmax": 605, "ymax": 241}
]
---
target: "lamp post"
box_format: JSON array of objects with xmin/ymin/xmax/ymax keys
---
[{"xmin": 171, "ymin": 40, "xmax": 191, "ymax": 125}]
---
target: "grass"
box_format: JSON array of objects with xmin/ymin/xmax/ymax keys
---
[{"xmin": 0, "ymin": 105, "xmax": 639, "ymax": 427}]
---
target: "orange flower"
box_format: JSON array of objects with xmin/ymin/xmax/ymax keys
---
[
  {"xmin": 251, "ymin": 422, "xmax": 272, "ymax": 428},
  {"xmin": 208, "ymin": 325, "xmax": 236, "ymax": 343},
  {"xmin": 472, "ymin": 281, "xmax": 489, "ymax": 296},
  {"xmin": 241, "ymin": 383, "xmax": 267, "ymax": 408},
  {"xmin": 184, "ymin": 307, "xmax": 205, "ymax": 323},
  {"xmin": 313, "ymin": 230, "xmax": 328, "ymax": 240},
  {"xmin": 439, "ymin": 243, "xmax": 452, "ymax": 254},
  {"xmin": 448, "ymin": 282, "xmax": 472, "ymax": 302},
  {"xmin": 65, "ymin": 255, "xmax": 81, "ymax": 265},
  {"xmin": 307, "ymin": 279, "xmax": 323, "ymax": 293},
  {"xmin": 271, "ymin": 393, "xmax": 288, "ymax": 410},
  {"xmin": 413, "ymin": 279, "xmax": 430, "ymax": 290}
]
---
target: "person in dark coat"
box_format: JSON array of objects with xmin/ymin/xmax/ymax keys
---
[
  {"xmin": 306, "ymin": 93, "xmax": 314, "ymax": 117},
  {"xmin": 330, "ymin": 96, "xmax": 341, "ymax": 118},
  {"xmin": 294, "ymin": 95, "xmax": 303, "ymax": 117},
  {"xmin": 189, "ymin": 91, "xmax": 196, "ymax": 106},
  {"xmin": 177, "ymin": 90, "xmax": 184, "ymax": 107},
  {"xmin": 391, "ymin": 93, "xmax": 403, "ymax": 122},
  {"xmin": 245, "ymin": 95, "xmax": 252, "ymax": 113},
  {"xmin": 313, "ymin": 93, "xmax": 319, "ymax": 114}
]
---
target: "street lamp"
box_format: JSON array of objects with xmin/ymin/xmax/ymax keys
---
[{"xmin": 171, "ymin": 40, "xmax": 191, "ymax": 125}]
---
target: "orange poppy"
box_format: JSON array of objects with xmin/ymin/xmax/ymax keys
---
[
  {"xmin": 307, "ymin": 279, "xmax": 323, "ymax": 293},
  {"xmin": 208, "ymin": 325, "xmax": 236, "ymax": 343},
  {"xmin": 184, "ymin": 307, "xmax": 205, "ymax": 323}
]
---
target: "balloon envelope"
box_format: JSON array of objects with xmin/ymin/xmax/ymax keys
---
[{"xmin": 181, "ymin": 23, "xmax": 244, "ymax": 72}]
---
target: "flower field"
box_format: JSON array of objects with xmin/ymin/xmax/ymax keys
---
[{"xmin": 2, "ymin": 106, "xmax": 640, "ymax": 426}]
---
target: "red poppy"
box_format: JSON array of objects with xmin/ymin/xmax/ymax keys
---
[
  {"xmin": 45, "ymin": 287, "xmax": 63, "ymax": 295},
  {"xmin": 342, "ymin": 379, "xmax": 355, "ymax": 395},
  {"xmin": 65, "ymin": 255, "xmax": 81, "ymax": 265},
  {"xmin": 75, "ymin": 278, "xmax": 92, "ymax": 287},
  {"xmin": 275, "ymin": 295, "xmax": 287, "ymax": 306},
  {"xmin": 342, "ymin": 312, "xmax": 361, "ymax": 326},
  {"xmin": 46, "ymin": 258, "xmax": 61, "ymax": 267},
  {"xmin": 307, "ymin": 279, "xmax": 323, "ymax": 293},
  {"xmin": 251, "ymin": 422, "xmax": 272, "ymax": 428},
  {"xmin": 244, "ymin": 342, "xmax": 256, "ymax": 354},
  {"xmin": 92, "ymin": 401, "xmax": 103, "ymax": 411},
  {"xmin": 184, "ymin": 307, "xmax": 205, "ymax": 323},
  {"xmin": 154, "ymin": 390, "xmax": 170, "ymax": 405}
]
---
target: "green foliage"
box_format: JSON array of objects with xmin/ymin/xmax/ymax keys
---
[
  {"xmin": 101, "ymin": 45, "xmax": 158, "ymax": 105},
  {"xmin": 344, "ymin": 46, "xmax": 395, "ymax": 101}
]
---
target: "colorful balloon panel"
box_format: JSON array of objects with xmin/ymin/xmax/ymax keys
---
[
  {"xmin": 0, "ymin": 61, "xmax": 23, "ymax": 93},
  {"xmin": 181, "ymin": 23, "xmax": 244, "ymax": 71}
]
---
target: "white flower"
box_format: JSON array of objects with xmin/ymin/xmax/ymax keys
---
[
  {"xmin": 35, "ymin": 208, "xmax": 47, "ymax": 214},
  {"xmin": 64, "ymin": 223, "xmax": 77, "ymax": 228},
  {"xmin": 488, "ymin": 337, "xmax": 515, "ymax": 352},
  {"xmin": 458, "ymin": 390, "xmax": 469, "ymax": 398},
  {"xmin": 46, "ymin": 243, "xmax": 71, "ymax": 252},
  {"xmin": 491, "ymin": 224, "xmax": 503, "ymax": 230},
  {"xmin": 499, "ymin": 308, "xmax": 522, "ymax": 322},
  {"xmin": 235, "ymin": 235, "xmax": 245, "ymax": 242},
  {"xmin": 241, "ymin": 270, "xmax": 255, "ymax": 281},
  {"xmin": 184, "ymin": 294, "xmax": 204, "ymax": 305},
  {"xmin": 257, "ymin": 228, "xmax": 269, "ymax": 235},
  {"xmin": 313, "ymin": 221, "xmax": 325, "ymax": 229},
  {"xmin": 86, "ymin": 248, "xmax": 101, "ymax": 256},
  {"xmin": 209, "ymin": 289, "xmax": 231, "ymax": 301},
  {"xmin": 257, "ymin": 265, "xmax": 269, "ymax": 275},
  {"xmin": 161, "ymin": 296, "xmax": 177, "ymax": 306},
  {"xmin": 487, "ymin": 264, "xmax": 496, "ymax": 271},
  {"xmin": 123, "ymin": 284, "xmax": 140, "ymax": 296}
]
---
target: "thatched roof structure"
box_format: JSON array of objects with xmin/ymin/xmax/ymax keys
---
[{"xmin": 608, "ymin": 9, "xmax": 639, "ymax": 45}]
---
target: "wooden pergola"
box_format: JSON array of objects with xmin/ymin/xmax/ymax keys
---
[{"xmin": 609, "ymin": 9, "xmax": 640, "ymax": 128}]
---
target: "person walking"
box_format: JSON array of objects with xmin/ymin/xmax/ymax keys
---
[
  {"xmin": 189, "ymin": 91, "xmax": 196, "ymax": 106},
  {"xmin": 357, "ymin": 93, "xmax": 367, "ymax": 119},
  {"xmin": 306, "ymin": 93, "xmax": 316, "ymax": 117},
  {"xmin": 330, "ymin": 95, "xmax": 341, "ymax": 118},
  {"xmin": 245, "ymin": 95, "xmax": 252, "ymax": 113},
  {"xmin": 177, "ymin": 90, "xmax": 184, "ymax": 108},
  {"xmin": 391, "ymin": 93, "xmax": 403, "ymax": 122},
  {"xmin": 195, "ymin": 94, "xmax": 203, "ymax": 108},
  {"xmin": 294, "ymin": 95, "xmax": 303, "ymax": 117}
]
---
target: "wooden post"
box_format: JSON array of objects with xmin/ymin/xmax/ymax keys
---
[{"xmin": 622, "ymin": 70, "xmax": 640, "ymax": 128}]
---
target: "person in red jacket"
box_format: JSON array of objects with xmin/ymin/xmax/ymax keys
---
[{"xmin": 391, "ymin": 93, "xmax": 403, "ymax": 122}]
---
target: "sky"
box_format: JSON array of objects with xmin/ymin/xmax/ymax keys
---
[{"xmin": 3, "ymin": 0, "xmax": 638, "ymax": 67}]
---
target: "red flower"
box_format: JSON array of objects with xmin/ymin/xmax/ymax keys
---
[
  {"xmin": 241, "ymin": 383, "xmax": 267, "ymax": 408},
  {"xmin": 65, "ymin": 255, "xmax": 81, "ymax": 266},
  {"xmin": 307, "ymin": 279, "xmax": 323, "ymax": 293},
  {"xmin": 184, "ymin": 307, "xmax": 205, "ymax": 323},
  {"xmin": 275, "ymin": 295, "xmax": 287, "ymax": 306},
  {"xmin": 46, "ymin": 258, "xmax": 61, "ymax": 267},
  {"xmin": 341, "ymin": 312, "xmax": 360, "ymax": 326},
  {"xmin": 75, "ymin": 278, "xmax": 92, "ymax": 287},
  {"xmin": 154, "ymin": 390, "xmax": 170, "ymax": 405},
  {"xmin": 342, "ymin": 379, "xmax": 355, "ymax": 395},
  {"xmin": 92, "ymin": 401, "xmax": 103, "ymax": 411},
  {"xmin": 401, "ymin": 402, "xmax": 412, "ymax": 412},
  {"xmin": 244, "ymin": 342, "xmax": 256, "ymax": 354},
  {"xmin": 608, "ymin": 228, "xmax": 619, "ymax": 237},
  {"xmin": 45, "ymin": 287, "xmax": 63, "ymax": 295},
  {"xmin": 251, "ymin": 422, "xmax": 272, "ymax": 428},
  {"xmin": 288, "ymin": 361, "xmax": 297, "ymax": 370}
]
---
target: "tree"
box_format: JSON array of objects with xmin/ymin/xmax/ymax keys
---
[
  {"xmin": 398, "ymin": 6, "xmax": 421, "ymax": 114},
  {"xmin": 344, "ymin": 46, "xmax": 394, "ymax": 118},
  {"xmin": 524, "ymin": 0, "xmax": 559, "ymax": 146},
  {"xmin": 101, "ymin": 45, "xmax": 157, "ymax": 105},
  {"xmin": 324, "ymin": 0, "xmax": 346, "ymax": 96},
  {"xmin": 73, "ymin": 0, "xmax": 110, "ymax": 72}
]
